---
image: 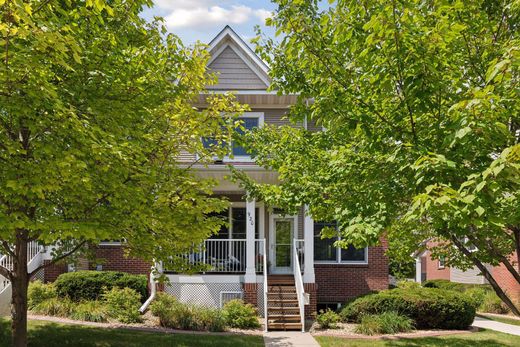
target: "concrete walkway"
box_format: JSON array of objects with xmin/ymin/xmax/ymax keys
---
[
  {"xmin": 472, "ymin": 316, "xmax": 520, "ymax": 336},
  {"xmin": 264, "ymin": 331, "xmax": 320, "ymax": 346}
]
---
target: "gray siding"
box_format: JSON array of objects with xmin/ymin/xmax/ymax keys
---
[
  {"xmin": 208, "ymin": 46, "xmax": 267, "ymax": 90},
  {"xmin": 450, "ymin": 266, "xmax": 488, "ymax": 284}
]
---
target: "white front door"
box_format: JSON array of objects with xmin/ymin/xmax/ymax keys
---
[{"xmin": 270, "ymin": 215, "xmax": 297, "ymax": 274}]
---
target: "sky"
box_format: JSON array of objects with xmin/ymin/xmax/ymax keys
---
[{"xmin": 140, "ymin": 0, "xmax": 277, "ymax": 46}]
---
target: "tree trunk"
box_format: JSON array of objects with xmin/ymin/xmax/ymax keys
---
[
  {"xmin": 451, "ymin": 236, "xmax": 520, "ymax": 316},
  {"xmin": 11, "ymin": 237, "xmax": 29, "ymax": 347}
]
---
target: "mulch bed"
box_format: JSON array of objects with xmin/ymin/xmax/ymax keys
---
[
  {"xmin": 310, "ymin": 322, "xmax": 479, "ymax": 340},
  {"xmin": 27, "ymin": 313, "xmax": 264, "ymax": 336}
]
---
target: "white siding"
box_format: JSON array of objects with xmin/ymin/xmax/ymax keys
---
[{"xmin": 450, "ymin": 266, "xmax": 489, "ymax": 284}]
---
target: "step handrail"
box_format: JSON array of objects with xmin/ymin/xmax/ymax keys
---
[
  {"xmin": 262, "ymin": 239, "xmax": 268, "ymax": 332},
  {"xmin": 292, "ymin": 238, "xmax": 305, "ymax": 332}
]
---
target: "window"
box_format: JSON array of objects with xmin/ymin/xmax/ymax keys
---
[
  {"xmin": 209, "ymin": 207, "xmax": 259, "ymax": 239},
  {"xmin": 202, "ymin": 112, "xmax": 263, "ymax": 161},
  {"xmin": 314, "ymin": 221, "xmax": 368, "ymax": 264},
  {"xmin": 438, "ymin": 256, "xmax": 445, "ymax": 269}
]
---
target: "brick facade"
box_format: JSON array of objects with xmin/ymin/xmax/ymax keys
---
[
  {"xmin": 492, "ymin": 252, "xmax": 520, "ymax": 303},
  {"xmin": 424, "ymin": 251, "xmax": 450, "ymax": 281},
  {"xmin": 43, "ymin": 260, "xmax": 68, "ymax": 283},
  {"xmin": 43, "ymin": 244, "xmax": 150, "ymax": 282},
  {"xmin": 314, "ymin": 242, "xmax": 389, "ymax": 304},
  {"xmin": 243, "ymin": 282, "xmax": 258, "ymax": 306},
  {"xmin": 90, "ymin": 244, "xmax": 150, "ymax": 274},
  {"xmin": 304, "ymin": 282, "xmax": 318, "ymax": 318}
]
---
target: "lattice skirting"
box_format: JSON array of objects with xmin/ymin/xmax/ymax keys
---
[{"xmin": 164, "ymin": 281, "xmax": 243, "ymax": 308}]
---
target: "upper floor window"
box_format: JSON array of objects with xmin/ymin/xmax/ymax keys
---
[
  {"xmin": 314, "ymin": 221, "xmax": 368, "ymax": 264},
  {"xmin": 202, "ymin": 112, "xmax": 264, "ymax": 162}
]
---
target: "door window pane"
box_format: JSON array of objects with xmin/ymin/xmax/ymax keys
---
[{"xmin": 275, "ymin": 220, "xmax": 292, "ymax": 267}]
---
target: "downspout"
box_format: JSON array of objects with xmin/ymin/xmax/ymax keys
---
[{"xmin": 139, "ymin": 261, "xmax": 161, "ymax": 314}]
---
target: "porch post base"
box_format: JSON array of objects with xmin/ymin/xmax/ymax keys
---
[
  {"xmin": 304, "ymin": 283, "xmax": 318, "ymax": 319},
  {"xmin": 243, "ymin": 282, "xmax": 258, "ymax": 306}
]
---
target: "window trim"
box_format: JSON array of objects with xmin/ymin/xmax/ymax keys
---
[
  {"xmin": 438, "ymin": 256, "xmax": 446, "ymax": 269},
  {"xmin": 313, "ymin": 222, "xmax": 369, "ymax": 265}
]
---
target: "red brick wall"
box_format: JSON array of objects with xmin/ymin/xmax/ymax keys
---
[
  {"xmin": 314, "ymin": 242, "xmax": 389, "ymax": 304},
  {"xmin": 90, "ymin": 244, "xmax": 150, "ymax": 275},
  {"xmin": 304, "ymin": 283, "xmax": 318, "ymax": 318},
  {"xmin": 492, "ymin": 252, "xmax": 520, "ymax": 303},
  {"xmin": 43, "ymin": 260, "xmax": 68, "ymax": 283},
  {"xmin": 243, "ymin": 282, "xmax": 258, "ymax": 306},
  {"xmin": 43, "ymin": 245, "xmax": 150, "ymax": 283},
  {"xmin": 424, "ymin": 250, "xmax": 450, "ymax": 281}
]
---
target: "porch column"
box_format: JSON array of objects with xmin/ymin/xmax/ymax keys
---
[
  {"xmin": 303, "ymin": 205, "xmax": 315, "ymax": 283},
  {"xmin": 415, "ymin": 256, "xmax": 422, "ymax": 283},
  {"xmin": 245, "ymin": 198, "xmax": 256, "ymax": 283}
]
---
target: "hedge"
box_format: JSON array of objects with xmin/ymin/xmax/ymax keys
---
[
  {"xmin": 55, "ymin": 271, "xmax": 147, "ymax": 302},
  {"xmin": 340, "ymin": 287, "xmax": 476, "ymax": 330},
  {"xmin": 422, "ymin": 279, "xmax": 492, "ymax": 292}
]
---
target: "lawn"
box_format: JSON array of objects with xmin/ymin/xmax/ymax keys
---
[
  {"xmin": 315, "ymin": 330, "xmax": 519, "ymax": 347},
  {"xmin": 0, "ymin": 319, "xmax": 264, "ymax": 347}
]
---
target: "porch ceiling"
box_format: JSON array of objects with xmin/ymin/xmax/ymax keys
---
[{"xmin": 194, "ymin": 167, "xmax": 279, "ymax": 192}]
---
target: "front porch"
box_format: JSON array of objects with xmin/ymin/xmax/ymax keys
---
[{"xmin": 161, "ymin": 195, "xmax": 316, "ymax": 331}]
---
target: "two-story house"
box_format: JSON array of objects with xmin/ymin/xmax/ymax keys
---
[{"xmin": 38, "ymin": 26, "xmax": 389, "ymax": 331}]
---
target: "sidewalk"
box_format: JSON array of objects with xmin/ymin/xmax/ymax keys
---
[
  {"xmin": 472, "ymin": 316, "xmax": 520, "ymax": 336},
  {"xmin": 264, "ymin": 331, "xmax": 320, "ymax": 346}
]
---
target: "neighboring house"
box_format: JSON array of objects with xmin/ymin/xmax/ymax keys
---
[
  {"xmin": 415, "ymin": 247, "xmax": 520, "ymax": 302},
  {"xmin": 0, "ymin": 26, "xmax": 389, "ymax": 330}
]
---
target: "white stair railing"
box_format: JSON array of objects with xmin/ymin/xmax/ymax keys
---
[
  {"xmin": 0, "ymin": 241, "xmax": 43, "ymax": 293},
  {"xmin": 262, "ymin": 238, "xmax": 268, "ymax": 332},
  {"xmin": 293, "ymin": 238, "xmax": 305, "ymax": 332}
]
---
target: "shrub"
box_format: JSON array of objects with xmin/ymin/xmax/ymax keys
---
[
  {"xmin": 355, "ymin": 312, "xmax": 413, "ymax": 335},
  {"xmin": 69, "ymin": 301, "xmax": 108, "ymax": 322},
  {"xmin": 196, "ymin": 307, "xmax": 227, "ymax": 332},
  {"xmin": 480, "ymin": 291, "xmax": 510, "ymax": 314},
  {"xmin": 31, "ymin": 297, "xmax": 72, "ymax": 317},
  {"xmin": 103, "ymin": 287, "xmax": 142, "ymax": 323},
  {"xmin": 28, "ymin": 281, "xmax": 57, "ymax": 309},
  {"xmin": 316, "ymin": 309, "xmax": 340, "ymax": 329},
  {"xmin": 396, "ymin": 280, "xmax": 421, "ymax": 290},
  {"xmin": 222, "ymin": 299, "xmax": 260, "ymax": 329},
  {"xmin": 150, "ymin": 293, "xmax": 226, "ymax": 331},
  {"xmin": 340, "ymin": 287, "xmax": 475, "ymax": 329},
  {"xmin": 465, "ymin": 287, "xmax": 489, "ymax": 308},
  {"xmin": 55, "ymin": 271, "xmax": 147, "ymax": 302},
  {"xmin": 422, "ymin": 279, "xmax": 464, "ymax": 291}
]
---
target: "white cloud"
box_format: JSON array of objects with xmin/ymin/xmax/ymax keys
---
[{"xmin": 154, "ymin": 1, "xmax": 270, "ymax": 30}]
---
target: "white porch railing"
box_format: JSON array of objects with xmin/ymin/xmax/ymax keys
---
[
  {"xmin": 293, "ymin": 238, "xmax": 305, "ymax": 332},
  {"xmin": 171, "ymin": 239, "xmax": 266, "ymax": 273}
]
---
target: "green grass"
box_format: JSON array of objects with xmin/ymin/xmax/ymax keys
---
[
  {"xmin": 0, "ymin": 319, "xmax": 264, "ymax": 347},
  {"xmin": 315, "ymin": 330, "xmax": 519, "ymax": 347},
  {"xmin": 477, "ymin": 314, "xmax": 520, "ymax": 327}
]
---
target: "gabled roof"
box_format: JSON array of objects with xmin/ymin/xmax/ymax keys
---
[{"xmin": 206, "ymin": 26, "xmax": 270, "ymax": 90}]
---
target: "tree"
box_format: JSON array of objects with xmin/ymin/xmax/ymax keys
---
[
  {"xmin": 234, "ymin": 0, "xmax": 520, "ymax": 313},
  {"xmin": 0, "ymin": 1, "xmax": 245, "ymax": 345}
]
